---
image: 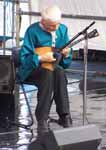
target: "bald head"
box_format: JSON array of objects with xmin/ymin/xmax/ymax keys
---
[
  {"xmin": 40, "ymin": 5, "xmax": 61, "ymax": 32},
  {"xmin": 41, "ymin": 5, "xmax": 62, "ymax": 22}
]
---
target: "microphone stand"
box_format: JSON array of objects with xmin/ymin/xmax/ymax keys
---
[
  {"xmin": 83, "ymin": 30, "xmax": 88, "ymax": 125},
  {"xmin": 54, "ymin": 21, "xmax": 96, "ymax": 126},
  {"xmin": 81, "ymin": 22, "xmax": 97, "ymax": 125},
  {"xmin": 59, "ymin": 21, "xmax": 95, "ymax": 51},
  {"xmin": 60, "ymin": 21, "xmax": 95, "ymax": 125}
]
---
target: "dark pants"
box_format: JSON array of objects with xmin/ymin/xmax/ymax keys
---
[{"xmin": 26, "ymin": 67, "xmax": 70, "ymax": 122}]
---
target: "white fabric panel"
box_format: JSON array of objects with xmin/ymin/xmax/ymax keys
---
[
  {"xmin": 38, "ymin": 0, "xmax": 106, "ymax": 16},
  {"xmin": 0, "ymin": 1, "xmax": 12, "ymax": 36}
]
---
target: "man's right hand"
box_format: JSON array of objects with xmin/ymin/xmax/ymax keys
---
[{"xmin": 39, "ymin": 52, "xmax": 56, "ymax": 62}]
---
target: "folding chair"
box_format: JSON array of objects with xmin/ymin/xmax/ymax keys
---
[{"xmin": 11, "ymin": 47, "xmax": 34, "ymax": 130}]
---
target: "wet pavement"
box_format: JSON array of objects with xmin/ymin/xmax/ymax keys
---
[{"xmin": 0, "ymin": 60, "xmax": 106, "ymax": 150}]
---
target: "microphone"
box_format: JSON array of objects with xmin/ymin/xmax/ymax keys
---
[{"xmin": 87, "ymin": 29, "xmax": 99, "ymax": 39}]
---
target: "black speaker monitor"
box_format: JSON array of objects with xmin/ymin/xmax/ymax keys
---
[
  {"xmin": 0, "ymin": 55, "xmax": 15, "ymax": 94},
  {"xmin": 53, "ymin": 124, "xmax": 101, "ymax": 150},
  {"xmin": 28, "ymin": 124, "xmax": 102, "ymax": 150}
]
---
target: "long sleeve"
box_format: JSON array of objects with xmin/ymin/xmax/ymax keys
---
[
  {"xmin": 17, "ymin": 24, "xmax": 41, "ymax": 81},
  {"xmin": 19, "ymin": 27, "xmax": 40, "ymax": 69},
  {"xmin": 58, "ymin": 27, "xmax": 73, "ymax": 69}
]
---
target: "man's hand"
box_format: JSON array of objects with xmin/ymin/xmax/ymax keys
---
[
  {"xmin": 40, "ymin": 52, "xmax": 56, "ymax": 62},
  {"xmin": 61, "ymin": 47, "xmax": 70, "ymax": 57}
]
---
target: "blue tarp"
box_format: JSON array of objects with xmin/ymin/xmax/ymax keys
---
[
  {"xmin": 0, "ymin": 36, "xmax": 24, "ymax": 42},
  {"xmin": 0, "ymin": 36, "xmax": 12, "ymax": 41}
]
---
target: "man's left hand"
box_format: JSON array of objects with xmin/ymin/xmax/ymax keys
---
[{"xmin": 61, "ymin": 47, "xmax": 70, "ymax": 57}]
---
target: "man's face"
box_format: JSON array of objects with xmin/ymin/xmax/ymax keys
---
[{"xmin": 41, "ymin": 19, "xmax": 60, "ymax": 32}]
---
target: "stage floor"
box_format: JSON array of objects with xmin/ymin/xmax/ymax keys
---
[{"xmin": 0, "ymin": 60, "xmax": 106, "ymax": 150}]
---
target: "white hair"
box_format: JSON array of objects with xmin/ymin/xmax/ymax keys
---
[{"xmin": 41, "ymin": 5, "xmax": 62, "ymax": 22}]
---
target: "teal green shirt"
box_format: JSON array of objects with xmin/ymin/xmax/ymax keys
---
[{"xmin": 17, "ymin": 22, "xmax": 72, "ymax": 81}]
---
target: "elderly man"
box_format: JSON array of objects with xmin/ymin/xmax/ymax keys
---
[{"xmin": 17, "ymin": 5, "xmax": 73, "ymax": 136}]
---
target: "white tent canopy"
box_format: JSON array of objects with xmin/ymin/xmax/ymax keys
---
[{"xmin": 38, "ymin": 0, "xmax": 106, "ymax": 17}]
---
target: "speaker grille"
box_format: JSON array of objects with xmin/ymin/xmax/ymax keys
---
[
  {"xmin": 0, "ymin": 62, "xmax": 10, "ymax": 82},
  {"xmin": 0, "ymin": 55, "xmax": 15, "ymax": 93}
]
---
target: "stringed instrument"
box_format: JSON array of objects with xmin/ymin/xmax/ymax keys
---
[{"xmin": 35, "ymin": 29, "xmax": 99, "ymax": 71}]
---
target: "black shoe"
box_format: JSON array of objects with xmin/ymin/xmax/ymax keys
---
[
  {"xmin": 37, "ymin": 120, "xmax": 49, "ymax": 137},
  {"xmin": 58, "ymin": 115, "xmax": 72, "ymax": 128}
]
